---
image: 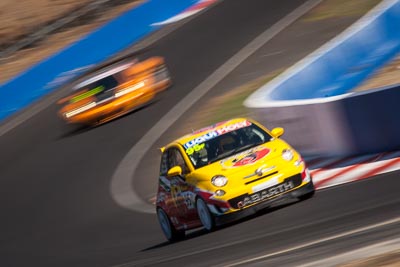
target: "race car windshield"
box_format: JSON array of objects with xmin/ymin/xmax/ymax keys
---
[
  {"xmin": 80, "ymin": 75, "xmax": 119, "ymax": 92},
  {"xmin": 184, "ymin": 124, "xmax": 272, "ymax": 169},
  {"xmin": 69, "ymin": 76, "xmax": 119, "ymax": 103}
]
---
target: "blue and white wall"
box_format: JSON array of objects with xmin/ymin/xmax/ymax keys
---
[
  {"xmin": 245, "ymin": 0, "xmax": 400, "ymax": 156},
  {"xmin": 245, "ymin": 0, "xmax": 400, "ymax": 105}
]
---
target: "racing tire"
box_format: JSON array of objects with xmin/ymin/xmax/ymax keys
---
[
  {"xmin": 196, "ymin": 198, "xmax": 215, "ymax": 231},
  {"xmin": 157, "ymin": 208, "xmax": 185, "ymax": 242}
]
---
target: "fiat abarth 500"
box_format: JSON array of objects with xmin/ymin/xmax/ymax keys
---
[
  {"xmin": 156, "ymin": 118, "xmax": 315, "ymax": 241},
  {"xmin": 58, "ymin": 56, "xmax": 171, "ymax": 126}
]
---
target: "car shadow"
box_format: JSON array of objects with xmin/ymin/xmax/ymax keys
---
[
  {"xmin": 57, "ymin": 123, "xmax": 92, "ymax": 138},
  {"xmin": 57, "ymin": 99, "xmax": 159, "ymax": 139},
  {"xmin": 140, "ymin": 197, "xmax": 301, "ymax": 251}
]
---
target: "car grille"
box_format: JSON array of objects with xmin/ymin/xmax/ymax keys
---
[
  {"xmin": 244, "ymin": 171, "xmax": 279, "ymax": 185},
  {"xmin": 228, "ymin": 174, "xmax": 302, "ymax": 209}
]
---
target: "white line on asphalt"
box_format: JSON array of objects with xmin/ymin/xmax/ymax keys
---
[
  {"xmin": 244, "ymin": 0, "xmax": 400, "ymax": 108},
  {"xmin": 112, "ymin": 215, "xmax": 400, "ymax": 266},
  {"xmin": 300, "ymin": 237, "xmax": 400, "ymax": 267},
  {"xmin": 110, "ymin": 0, "xmax": 324, "ymax": 213},
  {"xmin": 223, "ymin": 216, "xmax": 400, "ymax": 267}
]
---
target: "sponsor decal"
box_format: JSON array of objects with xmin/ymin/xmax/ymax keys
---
[
  {"xmin": 184, "ymin": 132, "xmax": 218, "ymax": 149},
  {"xmin": 233, "ymin": 148, "xmax": 270, "ymax": 167},
  {"xmin": 216, "ymin": 120, "xmax": 251, "ymax": 135},
  {"xmin": 237, "ymin": 181, "xmax": 295, "ymax": 208},
  {"xmin": 184, "ymin": 120, "xmax": 252, "ymax": 149},
  {"xmin": 178, "ymin": 191, "xmax": 196, "ymax": 209},
  {"xmin": 159, "ymin": 176, "xmax": 171, "ymax": 192},
  {"xmin": 185, "ymin": 143, "xmax": 205, "ymax": 155},
  {"xmin": 221, "ymin": 146, "xmax": 270, "ymax": 168}
]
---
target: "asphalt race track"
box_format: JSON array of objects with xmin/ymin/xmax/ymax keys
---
[{"xmin": 1, "ymin": 0, "xmax": 399, "ymax": 266}]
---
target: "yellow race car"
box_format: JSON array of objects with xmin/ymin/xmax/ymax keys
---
[
  {"xmin": 58, "ymin": 57, "xmax": 171, "ymax": 125},
  {"xmin": 156, "ymin": 118, "xmax": 314, "ymax": 241}
]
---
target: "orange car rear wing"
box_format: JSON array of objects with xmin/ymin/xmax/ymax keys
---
[{"xmin": 123, "ymin": 57, "xmax": 165, "ymax": 78}]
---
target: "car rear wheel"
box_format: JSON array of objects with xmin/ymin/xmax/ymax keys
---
[
  {"xmin": 196, "ymin": 198, "xmax": 215, "ymax": 231},
  {"xmin": 157, "ymin": 208, "xmax": 185, "ymax": 242}
]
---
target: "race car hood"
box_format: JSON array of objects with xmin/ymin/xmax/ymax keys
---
[{"xmin": 192, "ymin": 139, "xmax": 296, "ymax": 181}]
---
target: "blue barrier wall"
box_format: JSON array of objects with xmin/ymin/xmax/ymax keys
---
[
  {"xmin": 0, "ymin": 0, "xmax": 199, "ymax": 121},
  {"xmin": 250, "ymin": 0, "xmax": 400, "ymax": 101},
  {"xmin": 341, "ymin": 85, "xmax": 400, "ymax": 153},
  {"xmin": 244, "ymin": 0, "xmax": 400, "ymax": 157},
  {"xmin": 248, "ymin": 84, "xmax": 400, "ymax": 157}
]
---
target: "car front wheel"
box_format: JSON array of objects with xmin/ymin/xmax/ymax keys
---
[{"xmin": 196, "ymin": 198, "xmax": 215, "ymax": 231}]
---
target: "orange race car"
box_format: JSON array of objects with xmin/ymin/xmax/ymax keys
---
[{"xmin": 58, "ymin": 57, "xmax": 171, "ymax": 125}]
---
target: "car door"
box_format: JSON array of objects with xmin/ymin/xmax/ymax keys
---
[
  {"xmin": 159, "ymin": 147, "xmax": 193, "ymax": 225},
  {"xmin": 168, "ymin": 147, "xmax": 193, "ymax": 220}
]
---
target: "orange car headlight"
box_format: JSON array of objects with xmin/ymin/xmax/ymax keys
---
[
  {"xmin": 64, "ymin": 102, "xmax": 97, "ymax": 118},
  {"xmin": 114, "ymin": 81, "xmax": 145, "ymax": 98}
]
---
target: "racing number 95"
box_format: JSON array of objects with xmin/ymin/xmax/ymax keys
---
[{"xmin": 186, "ymin": 143, "xmax": 205, "ymax": 155}]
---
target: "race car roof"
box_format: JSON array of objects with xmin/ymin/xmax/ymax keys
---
[
  {"xmin": 72, "ymin": 61, "xmax": 135, "ymax": 90},
  {"xmin": 172, "ymin": 118, "xmax": 253, "ymax": 147}
]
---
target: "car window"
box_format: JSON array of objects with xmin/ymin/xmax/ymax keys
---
[
  {"xmin": 170, "ymin": 148, "xmax": 189, "ymax": 175},
  {"xmin": 89, "ymin": 75, "xmax": 119, "ymax": 92},
  {"xmin": 159, "ymin": 147, "xmax": 189, "ymax": 176},
  {"xmin": 184, "ymin": 124, "xmax": 272, "ymax": 169},
  {"xmin": 159, "ymin": 151, "xmax": 169, "ymax": 176}
]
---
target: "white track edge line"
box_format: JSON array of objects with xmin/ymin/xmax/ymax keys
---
[
  {"xmin": 223, "ymin": 216, "xmax": 400, "ymax": 267},
  {"xmin": 110, "ymin": 0, "xmax": 324, "ymax": 213}
]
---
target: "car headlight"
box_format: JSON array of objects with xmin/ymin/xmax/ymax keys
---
[
  {"xmin": 282, "ymin": 149, "xmax": 294, "ymax": 161},
  {"xmin": 294, "ymin": 159, "xmax": 303, "ymax": 166},
  {"xmin": 211, "ymin": 175, "xmax": 228, "ymax": 187},
  {"xmin": 65, "ymin": 102, "xmax": 97, "ymax": 118},
  {"xmin": 114, "ymin": 81, "xmax": 145, "ymax": 98},
  {"xmin": 214, "ymin": 189, "xmax": 226, "ymax": 196}
]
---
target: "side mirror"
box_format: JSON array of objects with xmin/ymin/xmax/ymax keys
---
[
  {"xmin": 167, "ymin": 166, "xmax": 182, "ymax": 177},
  {"xmin": 271, "ymin": 127, "xmax": 284, "ymax": 138}
]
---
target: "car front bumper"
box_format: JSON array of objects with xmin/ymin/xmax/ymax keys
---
[{"xmin": 214, "ymin": 179, "xmax": 315, "ymax": 226}]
